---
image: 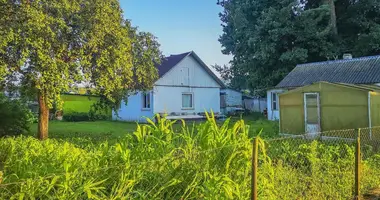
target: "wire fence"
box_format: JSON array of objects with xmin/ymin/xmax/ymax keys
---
[
  {"xmin": 2, "ymin": 128, "xmax": 380, "ymax": 199},
  {"xmin": 254, "ymin": 126, "xmax": 380, "ymax": 200}
]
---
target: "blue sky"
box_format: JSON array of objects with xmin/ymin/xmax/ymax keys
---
[{"xmin": 120, "ymin": 0, "xmax": 232, "ymax": 71}]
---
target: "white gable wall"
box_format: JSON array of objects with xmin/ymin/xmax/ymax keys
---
[
  {"xmin": 155, "ymin": 55, "xmax": 220, "ymax": 88},
  {"xmin": 115, "ymin": 53, "xmax": 222, "ymax": 121}
]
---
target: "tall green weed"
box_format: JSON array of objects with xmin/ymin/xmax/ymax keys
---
[{"xmin": 0, "ymin": 115, "xmax": 380, "ymax": 199}]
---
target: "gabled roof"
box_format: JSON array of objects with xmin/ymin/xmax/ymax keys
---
[
  {"xmin": 156, "ymin": 52, "xmax": 190, "ymax": 77},
  {"xmin": 276, "ymin": 55, "xmax": 380, "ymax": 88},
  {"xmin": 156, "ymin": 51, "xmax": 226, "ymax": 88}
]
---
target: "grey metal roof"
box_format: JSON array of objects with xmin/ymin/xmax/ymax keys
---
[{"xmin": 276, "ymin": 55, "xmax": 380, "ymax": 88}]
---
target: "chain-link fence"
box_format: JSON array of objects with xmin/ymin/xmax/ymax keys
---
[{"xmin": 254, "ymin": 127, "xmax": 380, "ymax": 200}]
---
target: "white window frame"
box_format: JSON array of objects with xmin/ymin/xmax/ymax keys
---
[
  {"xmin": 142, "ymin": 92, "xmax": 151, "ymax": 110},
  {"xmin": 271, "ymin": 92, "xmax": 278, "ymax": 110},
  {"xmin": 182, "ymin": 92, "xmax": 194, "ymax": 110}
]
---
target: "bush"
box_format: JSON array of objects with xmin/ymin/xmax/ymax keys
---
[
  {"xmin": 0, "ymin": 94, "xmax": 34, "ymax": 137},
  {"xmin": 88, "ymin": 111, "xmax": 110, "ymax": 121},
  {"xmin": 63, "ymin": 112, "xmax": 89, "ymax": 122},
  {"xmin": 63, "ymin": 112, "xmax": 110, "ymax": 122}
]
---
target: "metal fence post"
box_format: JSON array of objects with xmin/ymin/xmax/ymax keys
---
[
  {"xmin": 251, "ymin": 137, "xmax": 259, "ymax": 200},
  {"xmin": 355, "ymin": 128, "xmax": 361, "ymax": 200}
]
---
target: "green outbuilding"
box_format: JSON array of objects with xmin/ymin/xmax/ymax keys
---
[{"xmin": 279, "ymin": 81, "xmax": 380, "ymax": 135}]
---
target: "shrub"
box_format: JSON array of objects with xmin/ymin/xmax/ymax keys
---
[
  {"xmin": 88, "ymin": 110, "xmax": 111, "ymax": 121},
  {"xmin": 63, "ymin": 112, "xmax": 89, "ymax": 122},
  {"xmin": 0, "ymin": 94, "xmax": 34, "ymax": 137},
  {"xmin": 63, "ymin": 112, "xmax": 110, "ymax": 122}
]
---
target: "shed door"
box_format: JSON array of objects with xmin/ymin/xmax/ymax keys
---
[{"xmin": 304, "ymin": 93, "xmax": 320, "ymax": 135}]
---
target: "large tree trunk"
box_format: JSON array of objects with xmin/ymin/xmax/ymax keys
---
[
  {"xmin": 38, "ymin": 91, "xmax": 49, "ymax": 140},
  {"xmin": 328, "ymin": 0, "xmax": 337, "ymax": 35}
]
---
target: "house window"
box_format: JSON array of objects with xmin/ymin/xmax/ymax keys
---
[
  {"xmin": 272, "ymin": 93, "xmax": 278, "ymax": 110},
  {"xmin": 142, "ymin": 92, "xmax": 151, "ymax": 109},
  {"xmin": 182, "ymin": 93, "xmax": 193, "ymax": 109}
]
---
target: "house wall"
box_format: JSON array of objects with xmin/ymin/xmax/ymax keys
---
[
  {"xmin": 153, "ymin": 86, "xmax": 220, "ymax": 115},
  {"xmin": 244, "ymin": 98, "xmax": 267, "ymax": 113},
  {"xmin": 221, "ymin": 89, "xmax": 242, "ymax": 114},
  {"xmin": 280, "ymin": 82, "xmax": 369, "ymax": 134},
  {"xmin": 112, "ymin": 92, "xmax": 154, "ymax": 123},
  {"xmin": 155, "ymin": 55, "xmax": 220, "ymax": 88},
  {"xmin": 267, "ymin": 89, "xmax": 287, "ymax": 120}
]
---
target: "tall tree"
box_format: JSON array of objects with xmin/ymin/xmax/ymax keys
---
[
  {"xmin": 217, "ymin": 0, "xmax": 380, "ymax": 92},
  {"xmin": 0, "ymin": 0, "xmax": 161, "ymax": 139}
]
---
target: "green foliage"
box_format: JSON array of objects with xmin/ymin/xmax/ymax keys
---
[
  {"xmin": 258, "ymin": 140, "xmax": 358, "ymax": 199},
  {"xmin": 0, "ymin": 0, "xmax": 161, "ymax": 138},
  {"xmin": 63, "ymin": 112, "xmax": 110, "ymax": 122},
  {"xmin": 217, "ymin": 0, "xmax": 380, "ymax": 91},
  {"xmin": 88, "ymin": 111, "xmax": 110, "ymax": 121},
  {"xmin": 0, "ymin": 94, "xmax": 34, "ymax": 137},
  {"xmin": 2, "ymin": 116, "xmax": 380, "ymax": 198},
  {"xmin": 0, "ymin": 115, "xmax": 252, "ymax": 199},
  {"xmin": 63, "ymin": 112, "xmax": 90, "ymax": 122}
]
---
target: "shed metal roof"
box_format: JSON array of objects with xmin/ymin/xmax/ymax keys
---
[{"xmin": 276, "ymin": 55, "xmax": 380, "ymax": 88}]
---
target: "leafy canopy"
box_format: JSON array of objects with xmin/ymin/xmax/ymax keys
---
[
  {"xmin": 217, "ymin": 0, "xmax": 380, "ymax": 92},
  {"xmin": 0, "ymin": 0, "xmax": 161, "ymax": 109}
]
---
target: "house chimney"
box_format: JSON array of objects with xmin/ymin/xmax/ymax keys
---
[{"xmin": 343, "ymin": 53, "xmax": 353, "ymax": 60}]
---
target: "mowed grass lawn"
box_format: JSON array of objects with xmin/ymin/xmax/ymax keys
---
[{"xmin": 29, "ymin": 114, "xmax": 278, "ymax": 143}]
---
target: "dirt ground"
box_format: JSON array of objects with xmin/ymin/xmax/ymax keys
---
[{"xmin": 363, "ymin": 188, "xmax": 380, "ymax": 200}]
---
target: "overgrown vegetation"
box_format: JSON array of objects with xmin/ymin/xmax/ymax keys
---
[
  {"xmin": 0, "ymin": 94, "xmax": 34, "ymax": 137},
  {"xmin": 1, "ymin": 115, "xmax": 380, "ymax": 199}
]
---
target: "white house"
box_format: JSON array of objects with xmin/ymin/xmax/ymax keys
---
[
  {"xmin": 113, "ymin": 51, "xmax": 225, "ymax": 122},
  {"xmin": 267, "ymin": 88, "xmax": 287, "ymax": 121},
  {"xmin": 220, "ymin": 88, "xmax": 243, "ymax": 114}
]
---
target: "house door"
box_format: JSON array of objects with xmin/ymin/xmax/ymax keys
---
[{"xmin": 304, "ymin": 93, "xmax": 320, "ymax": 135}]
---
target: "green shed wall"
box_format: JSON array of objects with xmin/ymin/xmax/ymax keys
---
[
  {"xmin": 279, "ymin": 92, "xmax": 304, "ymax": 133},
  {"xmin": 370, "ymin": 92, "xmax": 380, "ymax": 140},
  {"xmin": 280, "ymin": 82, "xmax": 369, "ymax": 134},
  {"xmin": 371, "ymin": 92, "xmax": 380, "ymax": 127}
]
